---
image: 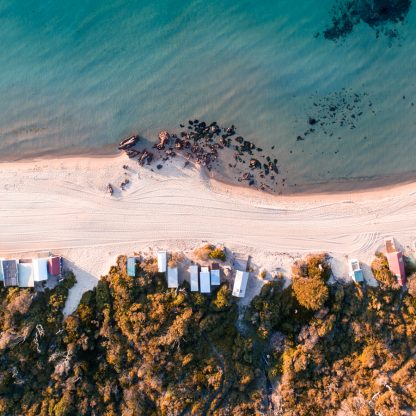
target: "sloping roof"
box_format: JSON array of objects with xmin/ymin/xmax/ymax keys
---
[
  {"xmin": 200, "ymin": 270, "xmax": 211, "ymax": 293},
  {"xmin": 189, "ymin": 265, "xmax": 199, "ymax": 292},
  {"xmin": 385, "ymin": 237, "xmax": 397, "ymax": 253},
  {"xmin": 33, "ymin": 258, "xmax": 48, "ymax": 282},
  {"xmin": 232, "ymin": 270, "xmax": 249, "ymax": 298},
  {"xmin": 127, "ymin": 257, "xmax": 136, "ymax": 277},
  {"xmin": 2, "ymin": 260, "xmax": 19, "ymax": 287},
  {"xmin": 158, "ymin": 251, "xmax": 167, "ymax": 273},
  {"xmin": 48, "ymin": 257, "xmax": 61, "ymax": 276},
  {"xmin": 353, "ymin": 269, "xmax": 364, "ymax": 283},
  {"xmin": 210, "ymin": 269, "xmax": 220, "ymax": 286},
  {"xmin": 167, "ymin": 267, "xmax": 178, "ymax": 288},
  {"xmin": 18, "ymin": 263, "xmax": 34, "ymax": 288},
  {"xmin": 386, "ymin": 251, "xmax": 406, "ymax": 286}
]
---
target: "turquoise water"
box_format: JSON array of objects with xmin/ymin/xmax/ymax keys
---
[{"xmin": 0, "ymin": 0, "xmax": 415, "ymax": 188}]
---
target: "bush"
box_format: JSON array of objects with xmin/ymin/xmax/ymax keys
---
[
  {"xmin": 168, "ymin": 252, "xmax": 184, "ymax": 268},
  {"xmin": 259, "ymin": 270, "xmax": 267, "ymax": 279},
  {"xmin": 194, "ymin": 244, "xmax": 226, "ymax": 262},
  {"xmin": 408, "ymin": 273, "xmax": 416, "ymax": 298},
  {"xmin": 209, "ymin": 248, "xmax": 226, "ymax": 262},
  {"xmin": 371, "ymin": 253, "xmax": 400, "ymax": 290}
]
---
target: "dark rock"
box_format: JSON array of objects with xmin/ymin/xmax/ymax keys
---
[
  {"xmin": 157, "ymin": 164, "xmax": 163, "ymax": 170},
  {"xmin": 249, "ymin": 158, "xmax": 261, "ymax": 169},
  {"xmin": 118, "ymin": 135, "xmax": 140, "ymax": 150},
  {"xmin": 126, "ymin": 149, "xmax": 141, "ymax": 158}
]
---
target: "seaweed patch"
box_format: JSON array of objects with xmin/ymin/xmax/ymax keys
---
[{"xmin": 323, "ymin": 0, "xmax": 412, "ymax": 41}]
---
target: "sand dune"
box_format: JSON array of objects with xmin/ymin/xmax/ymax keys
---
[{"xmin": 1, "ymin": 154, "xmax": 416, "ymax": 313}]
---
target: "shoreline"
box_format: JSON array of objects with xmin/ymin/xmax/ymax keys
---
[{"xmin": 2, "ymin": 149, "xmax": 416, "ymax": 199}]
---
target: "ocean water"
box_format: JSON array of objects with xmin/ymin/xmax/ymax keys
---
[{"xmin": 0, "ymin": 0, "xmax": 415, "ymax": 189}]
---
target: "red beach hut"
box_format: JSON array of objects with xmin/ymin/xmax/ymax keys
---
[{"xmin": 47, "ymin": 256, "xmax": 61, "ymax": 276}]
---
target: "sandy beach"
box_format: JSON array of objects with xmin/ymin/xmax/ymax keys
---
[{"xmin": 1, "ymin": 153, "xmax": 416, "ymax": 313}]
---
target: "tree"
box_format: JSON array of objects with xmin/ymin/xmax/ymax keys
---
[
  {"xmin": 408, "ymin": 273, "xmax": 416, "ymax": 298},
  {"xmin": 291, "ymin": 254, "xmax": 330, "ymax": 311}
]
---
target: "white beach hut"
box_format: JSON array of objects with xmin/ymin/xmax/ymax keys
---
[
  {"xmin": 18, "ymin": 262, "xmax": 34, "ymax": 288},
  {"xmin": 232, "ymin": 270, "xmax": 249, "ymax": 298},
  {"xmin": 127, "ymin": 257, "xmax": 136, "ymax": 277},
  {"xmin": 200, "ymin": 266, "xmax": 211, "ymax": 294},
  {"xmin": 189, "ymin": 265, "xmax": 199, "ymax": 292},
  {"xmin": 157, "ymin": 251, "xmax": 167, "ymax": 273},
  {"xmin": 167, "ymin": 267, "xmax": 179, "ymax": 288},
  {"xmin": 0, "ymin": 259, "xmax": 3, "ymax": 282},
  {"xmin": 33, "ymin": 258, "xmax": 48, "ymax": 282}
]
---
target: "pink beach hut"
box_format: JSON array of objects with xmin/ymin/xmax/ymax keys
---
[{"xmin": 385, "ymin": 237, "xmax": 406, "ymax": 286}]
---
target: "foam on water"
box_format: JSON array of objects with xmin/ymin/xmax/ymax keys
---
[{"xmin": 0, "ymin": 0, "xmax": 415, "ymax": 189}]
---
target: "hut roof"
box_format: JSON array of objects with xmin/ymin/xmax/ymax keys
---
[
  {"xmin": 158, "ymin": 251, "xmax": 167, "ymax": 273},
  {"xmin": 232, "ymin": 270, "xmax": 249, "ymax": 298},
  {"xmin": 167, "ymin": 267, "xmax": 179, "ymax": 288},
  {"xmin": 33, "ymin": 258, "xmax": 48, "ymax": 282},
  {"xmin": 2, "ymin": 260, "xmax": 19, "ymax": 287},
  {"xmin": 200, "ymin": 270, "xmax": 211, "ymax": 293},
  {"xmin": 127, "ymin": 257, "xmax": 136, "ymax": 277},
  {"xmin": 18, "ymin": 262, "xmax": 34, "ymax": 288},
  {"xmin": 48, "ymin": 256, "xmax": 61, "ymax": 276},
  {"xmin": 189, "ymin": 265, "xmax": 199, "ymax": 292}
]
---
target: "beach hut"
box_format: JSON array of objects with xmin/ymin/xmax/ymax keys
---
[
  {"xmin": 348, "ymin": 259, "xmax": 364, "ymax": 283},
  {"xmin": 127, "ymin": 257, "xmax": 136, "ymax": 277},
  {"xmin": 18, "ymin": 262, "xmax": 34, "ymax": 288},
  {"xmin": 0, "ymin": 259, "xmax": 3, "ymax": 283},
  {"xmin": 210, "ymin": 263, "xmax": 221, "ymax": 286},
  {"xmin": 232, "ymin": 270, "xmax": 249, "ymax": 298},
  {"xmin": 47, "ymin": 256, "xmax": 61, "ymax": 276},
  {"xmin": 189, "ymin": 265, "xmax": 199, "ymax": 292},
  {"xmin": 2, "ymin": 260, "xmax": 19, "ymax": 287},
  {"xmin": 200, "ymin": 266, "xmax": 211, "ymax": 293},
  {"xmin": 33, "ymin": 258, "xmax": 48, "ymax": 282},
  {"xmin": 158, "ymin": 251, "xmax": 167, "ymax": 273},
  {"xmin": 167, "ymin": 267, "xmax": 179, "ymax": 288},
  {"xmin": 385, "ymin": 237, "xmax": 406, "ymax": 286}
]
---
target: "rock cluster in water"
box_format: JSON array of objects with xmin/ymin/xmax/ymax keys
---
[
  {"xmin": 296, "ymin": 88, "xmax": 375, "ymax": 141},
  {"xmin": 323, "ymin": 0, "xmax": 411, "ymax": 41}
]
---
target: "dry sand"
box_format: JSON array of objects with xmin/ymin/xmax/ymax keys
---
[{"xmin": 1, "ymin": 153, "xmax": 415, "ymax": 314}]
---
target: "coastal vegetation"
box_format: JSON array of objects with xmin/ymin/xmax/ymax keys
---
[
  {"xmin": 194, "ymin": 244, "xmax": 226, "ymax": 262},
  {"xmin": 0, "ymin": 254, "xmax": 415, "ymax": 415}
]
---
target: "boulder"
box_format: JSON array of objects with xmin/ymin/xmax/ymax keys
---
[{"xmin": 118, "ymin": 135, "xmax": 139, "ymax": 150}]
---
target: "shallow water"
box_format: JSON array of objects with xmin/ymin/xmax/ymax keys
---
[{"xmin": 0, "ymin": 0, "xmax": 415, "ymax": 189}]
